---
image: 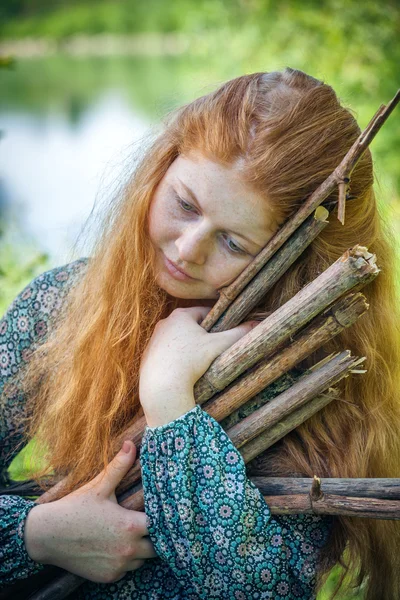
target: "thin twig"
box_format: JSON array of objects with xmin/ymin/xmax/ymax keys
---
[{"xmin": 200, "ymin": 89, "xmax": 399, "ymax": 331}]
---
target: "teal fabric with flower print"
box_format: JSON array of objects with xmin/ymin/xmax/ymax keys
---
[
  {"xmin": 0, "ymin": 259, "xmax": 90, "ymax": 588},
  {"xmin": 140, "ymin": 405, "xmax": 333, "ymax": 599},
  {"xmin": 0, "ymin": 258, "xmax": 90, "ymax": 479},
  {"xmin": 0, "ymin": 261, "xmax": 334, "ymax": 598}
]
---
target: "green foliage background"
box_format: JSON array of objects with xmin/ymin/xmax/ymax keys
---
[{"xmin": 1, "ymin": 1, "xmax": 399, "ymax": 597}]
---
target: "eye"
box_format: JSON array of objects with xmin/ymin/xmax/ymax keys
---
[
  {"xmin": 178, "ymin": 197, "xmax": 195, "ymax": 213},
  {"xmin": 175, "ymin": 193, "xmax": 248, "ymax": 256},
  {"xmin": 223, "ymin": 236, "xmax": 246, "ymax": 255}
]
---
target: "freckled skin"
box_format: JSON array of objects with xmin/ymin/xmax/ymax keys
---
[
  {"xmin": 22, "ymin": 153, "xmax": 279, "ymax": 583},
  {"xmin": 18, "ymin": 156, "xmax": 280, "ymax": 586},
  {"xmin": 148, "ymin": 151, "xmax": 279, "ymax": 308},
  {"xmin": 24, "ymin": 443, "xmax": 156, "ymax": 583}
]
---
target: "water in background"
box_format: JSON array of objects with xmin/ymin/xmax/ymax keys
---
[
  {"xmin": 0, "ymin": 55, "xmax": 200, "ymax": 267},
  {"xmin": 1, "ymin": 54, "xmax": 398, "ymax": 272}
]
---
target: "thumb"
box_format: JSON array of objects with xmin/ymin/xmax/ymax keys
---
[{"xmin": 95, "ymin": 440, "xmax": 137, "ymax": 498}]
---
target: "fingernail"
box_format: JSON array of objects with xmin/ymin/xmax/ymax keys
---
[{"xmin": 122, "ymin": 441, "xmax": 131, "ymax": 453}]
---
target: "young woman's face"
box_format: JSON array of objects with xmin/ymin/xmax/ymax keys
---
[{"xmin": 148, "ymin": 151, "xmax": 280, "ymax": 305}]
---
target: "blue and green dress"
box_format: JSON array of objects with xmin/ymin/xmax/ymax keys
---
[{"xmin": 0, "ymin": 259, "xmax": 334, "ymax": 599}]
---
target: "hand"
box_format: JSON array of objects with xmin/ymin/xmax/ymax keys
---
[
  {"xmin": 139, "ymin": 306, "xmax": 258, "ymax": 406},
  {"xmin": 24, "ymin": 441, "xmax": 157, "ymax": 584}
]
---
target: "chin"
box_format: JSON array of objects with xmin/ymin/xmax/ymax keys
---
[
  {"xmin": 157, "ymin": 274, "xmax": 217, "ymax": 303},
  {"xmin": 156, "ymin": 272, "xmax": 195, "ymax": 297}
]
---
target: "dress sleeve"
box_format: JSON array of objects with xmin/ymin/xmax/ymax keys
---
[
  {"xmin": 0, "ymin": 495, "xmax": 44, "ymax": 586},
  {"xmin": 0, "ymin": 258, "xmax": 89, "ymax": 475},
  {"xmin": 140, "ymin": 405, "xmax": 334, "ymax": 600},
  {"xmin": 0, "ymin": 258, "xmax": 89, "ymax": 588}
]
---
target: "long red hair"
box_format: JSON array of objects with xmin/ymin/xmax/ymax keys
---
[{"xmin": 21, "ymin": 68, "xmax": 400, "ymax": 598}]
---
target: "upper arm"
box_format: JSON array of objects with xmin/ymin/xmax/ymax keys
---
[{"xmin": 0, "ymin": 258, "xmax": 89, "ymax": 475}]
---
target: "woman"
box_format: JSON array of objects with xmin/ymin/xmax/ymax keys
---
[{"xmin": 1, "ymin": 68, "xmax": 400, "ymax": 599}]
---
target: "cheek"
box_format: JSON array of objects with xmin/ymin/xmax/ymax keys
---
[
  {"xmin": 208, "ymin": 259, "xmax": 251, "ymax": 289},
  {"xmin": 148, "ymin": 199, "xmax": 167, "ymax": 245},
  {"xmin": 149, "ymin": 191, "xmax": 180, "ymax": 242}
]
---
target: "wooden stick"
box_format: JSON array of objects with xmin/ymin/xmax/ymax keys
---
[
  {"xmin": 224, "ymin": 351, "xmax": 365, "ymax": 449},
  {"xmin": 18, "ymin": 572, "xmax": 85, "ymax": 600},
  {"xmin": 209, "ymin": 207, "xmax": 329, "ymax": 331},
  {"xmin": 239, "ymin": 390, "xmax": 339, "ymax": 464},
  {"xmin": 200, "ymin": 88, "xmax": 400, "ymax": 332},
  {"xmin": 117, "ymin": 350, "xmax": 362, "ymax": 504},
  {"xmin": 252, "ymin": 476, "xmax": 400, "ymax": 499},
  {"xmin": 120, "ymin": 475, "xmax": 400, "ymax": 521},
  {"xmin": 262, "ymin": 494, "xmax": 400, "ymax": 519},
  {"xmin": 194, "ymin": 245, "xmax": 378, "ymax": 401},
  {"xmin": 203, "ymin": 292, "xmax": 367, "ymax": 425}
]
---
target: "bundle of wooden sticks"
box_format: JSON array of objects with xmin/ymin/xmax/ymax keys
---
[{"xmin": 2, "ymin": 89, "xmax": 399, "ymax": 600}]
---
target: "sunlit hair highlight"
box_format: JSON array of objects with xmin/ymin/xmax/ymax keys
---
[{"xmin": 21, "ymin": 68, "xmax": 400, "ymax": 599}]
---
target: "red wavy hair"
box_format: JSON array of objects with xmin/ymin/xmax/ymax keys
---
[{"xmin": 21, "ymin": 68, "xmax": 400, "ymax": 598}]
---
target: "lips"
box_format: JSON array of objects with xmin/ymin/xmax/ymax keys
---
[
  {"xmin": 164, "ymin": 255, "xmax": 196, "ymax": 279},
  {"xmin": 169, "ymin": 260, "xmax": 191, "ymax": 277}
]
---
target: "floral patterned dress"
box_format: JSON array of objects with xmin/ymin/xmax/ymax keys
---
[{"xmin": 0, "ymin": 260, "xmax": 334, "ymax": 599}]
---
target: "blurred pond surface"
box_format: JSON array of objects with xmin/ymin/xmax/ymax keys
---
[
  {"xmin": 1, "ymin": 95, "xmax": 149, "ymax": 265},
  {"xmin": 1, "ymin": 54, "xmax": 398, "ymax": 274},
  {"xmin": 0, "ymin": 56, "xmax": 193, "ymax": 267}
]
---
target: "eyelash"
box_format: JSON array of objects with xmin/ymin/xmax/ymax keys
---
[{"xmin": 175, "ymin": 195, "xmax": 248, "ymax": 256}]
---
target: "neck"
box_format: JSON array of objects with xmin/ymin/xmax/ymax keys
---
[
  {"xmin": 176, "ymin": 298, "xmax": 216, "ymax": 308},
  {"xmin": 164, "ymin": 295, "xmax": 216, "ymax": 310}
]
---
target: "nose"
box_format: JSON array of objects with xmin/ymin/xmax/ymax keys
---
[{"xmin": 175, "ymin": 225, "xmax": 210, "ymax": 265}]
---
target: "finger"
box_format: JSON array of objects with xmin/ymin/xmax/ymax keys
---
[
  {"xmin": 228, "ymin": 319, "xmax": 259, "ymax": 336},
  {"xmin": 203, "ymin": 320, "xmax": 258, "ymax": 363},
  {"xmin": 134, "ymin": 536, "xmax": 158, "ymax": 559},
  {"xmin": 91, "ymin": 440, "xmax": 137, "ymax": 498},
  {"xmin": 216, "ymin": 319, "xmax": 258, "ymax": 343},
  {"xmin": 126, "ymin": 559, "xmax": 146, "ymax": 572},
  {"xmin": 175, "ymin": 305, "xmax": 212, "ymax": 323},
  {"xmin": 123, "ymin": 511, "xmax": 151, "ymax": 538}
]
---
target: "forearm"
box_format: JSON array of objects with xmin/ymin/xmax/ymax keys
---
[
  {"xmin": 140, "ymin": 405, "xmax": 333, "ymax": 598},
  {"xmin": 24, "ymin": 502, "xmax": 55, "ymax": 564}
]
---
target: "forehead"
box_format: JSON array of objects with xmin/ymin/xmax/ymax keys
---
[{"xmin": 165, "ymin": 152, "xmax": 278, "ymax": 240}]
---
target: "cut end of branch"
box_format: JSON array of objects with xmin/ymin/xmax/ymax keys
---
[
  {"xmin": 314, "ymin": 206, "xmax": 330, "ymax": 223},
  {"xmin": 330, "ymin": 292, "xmax": 369, "ymax": 328},
  {"xmin": 342, "ymin": 245, "xmax": 380, "ymax": 274},
  {"xmin": 308, "ymin": 351, "xmax": 348, "ymax": 372},
  {"xmin": 352, "ymin": 246, "xmax": 375, "ymax": 262}
]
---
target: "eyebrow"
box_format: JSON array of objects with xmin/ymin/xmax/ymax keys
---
[{"xmin": 178, "ymin": 180, "xmax": 263, "ymax": 248}]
